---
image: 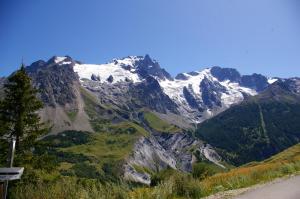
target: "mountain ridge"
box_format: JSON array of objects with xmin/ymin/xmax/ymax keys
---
[
  {"xmin": 45, "ymin": 55, "xmax": 277, "ymax": 124},
  {"xmin": 196, "ymin": 78, "xmax": 300, "ymax": 165},
  {"xmin": 1, "ymin": 54, "xmax": 285, "ymax": 130}
]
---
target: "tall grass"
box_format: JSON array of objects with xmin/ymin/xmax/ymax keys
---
[{"xmin": 11, "ymin": 177, "xmax": 129, "ymax": 199}]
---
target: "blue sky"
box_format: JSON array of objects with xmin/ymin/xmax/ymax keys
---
[{"xmin": 0, "ymin": 0, "xmax": 299, "ymax": 77}]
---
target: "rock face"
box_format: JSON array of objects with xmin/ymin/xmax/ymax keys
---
[
  {"xmin": 283, "ymin": 78, "xmax": 300, "ymax": 94},
  {"xmin": 240, "ymin": 74, "xmax": 269, "ymax": 92},
  {"xmin": 26, "ymin": 56, "xmax": 79, "ymax": 107},
  {"xmin": 200, "ymin": 77, "xmax": 225, "ymax": 108},
  {"xmin": 210, "ymin": 66, "xmax": 269, "ymax": 92},
  {"xmin": 135, "ymin": 54, "xmax": 173, "ymax": 80},
  {"xmin": 25, "ymin": 56, "xmax": 93, "ymax": 134},
  {"xmin": 124, "ymin": 132, "xmax": 224, "ymax": 185},
  {"xmin": 129, "ymin": 76, "xmax": 178, "ymax": 114},
  {"xmin": 210, "ymin": 66, "xmax": 241, "ymax": 82}
]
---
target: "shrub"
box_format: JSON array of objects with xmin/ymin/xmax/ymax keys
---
[{"xmin": 192, "ymin": 162, "xmax": 219, "ymax": 180}]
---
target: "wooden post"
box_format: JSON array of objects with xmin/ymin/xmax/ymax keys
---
[
  {"xmin": 3, "ymin": 138, "xmax": 16, "ymax": 199},
  {"xmin": 0, "ymin": 182, "xmax": 4, "ymax": 199}
]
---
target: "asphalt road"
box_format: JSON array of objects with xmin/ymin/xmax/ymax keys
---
[{"xmin": 234, "ymin": 175, "xmax": 300, "ymax": 199}]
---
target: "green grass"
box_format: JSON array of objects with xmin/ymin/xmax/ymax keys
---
[
  {"xmin": 55, "ymin": 122, "xmax": 148, "ymax": 176},
  {"xmin": 37, "ymin": 121, "xmax": 149, "ymax": 180},
  {"xmin": 11, "ymin": 177, "xmax": 130, "ymax": 199},
  {"xmin": 132, "ymin": 164, "xmax": 154, "ymax": 176},
  {"xmin": 80, "ymin": 86, "xmax": 111, "ymax": 132},
  {"xmin": 192, "ymin": 162, "xmax": 226, "ymax": 180},
  {"xmin": 143, "ymin": 111, "xmax": 181, "ymax": 133},
  {"xmin": 61, "ymin": 133, "xmax": 137, "ymax": 166},
  {"xmin": 58, "ymin": 162, "xmax": 73, "ymax": 170},
  {"xmin": 66, "ymin": 110, "xmax": 78, "ymax": 122},
  {"xmin": 263, "ymin": 143, "xmax": 300, "ymax": 163}
]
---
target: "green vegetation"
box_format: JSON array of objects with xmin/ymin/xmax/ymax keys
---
[
  {"xmin": 11, "ymin": 177, "xmax": 130, "ymax": 199},
  {"xmin": 43, "ymin": 130, "xmax": 92, "ymax": 147},
  {"xmin": 66, "ymin": 109, "xmax": 78, "ymax": 121},
  {"xmin": 0, "ymin": 65, "xmax": 47, "ymax": 150},
  {"xmin": 4, "ymin": 134, "xmax": 300, "ymax": 199},
  {"xmin": 143, "ymin": 111, "xmax": 181, "ymax": 133},
  {"xmin": 192, "ymin": 162, "xmax": 225, "ymax": 180},
  {"xmin": 5, "ymin": 126, "xmax": 146, "ymax": 198},
  {"xmin": 80, "ymin": 86, "xmax": 111, "ymax": 132},
  {"xmin": 41, "ymin": 121, "xmax": 148, "ymax": 181},
  {"xmin": 196, "ymin": 89, "xmax": 300, "ymax": 165},
  {"xmin": 60, "ymin": 129, "xmax": 140, "ymax": 169}
]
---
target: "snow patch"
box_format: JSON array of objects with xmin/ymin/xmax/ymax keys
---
[
  {"xmin": 54, "ymin": 56, "xmax": 67, "ymax": 63},
  {"xmin": 73, "ymin": 57, "xmax": 143, "ymax": 83},
  {"xmin": 268, "ymin": 78, "xmax": 278, "ymax": 84}
]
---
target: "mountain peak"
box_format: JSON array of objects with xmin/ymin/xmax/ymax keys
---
[
  {"xmin": 134, "ymin": 55, "xmax": 173, "ymax": 80},
  {"xmin": 210, "ymin": 66, "xmax": 241, "ymax": 82}
]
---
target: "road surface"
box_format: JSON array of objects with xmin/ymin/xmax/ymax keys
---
[{"xmin": 234, "ymin": 175, "xmax": 300, "ymax": 199}]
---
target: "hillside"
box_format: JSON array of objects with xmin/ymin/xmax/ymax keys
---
[
  {"xmin": 11, "ymin": 142, "xmax": 299, "ymax": 198},
  {"xmin": 196, "ymin": 79, "xmax": 300, "ymax": 165}
]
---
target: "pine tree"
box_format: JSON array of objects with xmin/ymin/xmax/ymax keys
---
[{"xmin": 0, "ymin": 64, "xmax": 47, "ymax": 151}]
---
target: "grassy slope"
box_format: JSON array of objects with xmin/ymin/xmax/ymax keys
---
[
  {"xmin": 130, "ymin": 143, "xmax": 300, "ymax": 198},
  {"xmin": 143, "ymin": 110, "xmax": 181, "ymax": 133},
  {"xmin": 60, "ymin": 122, "xmax": 148, "ymax": 168}
]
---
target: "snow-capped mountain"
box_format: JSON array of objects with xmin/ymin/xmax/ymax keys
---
[
  {"xmin": 159, "ymin": 69, "xmax": 257, "ymax": 123},
  {"xmin": 72, "ymin": 54, "xmax": 172, "ymax": 84},
  {"xmin": 1, "ymin": 55, "xmax": 294, "ymax": 185},
  {"xmin": 51, "ymin": 55, "xmax": 273, "ymax": 124}
]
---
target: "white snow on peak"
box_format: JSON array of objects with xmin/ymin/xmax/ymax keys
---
[
  {"xmin": 268, "ymin": 78, "xmax": 278, "ymax": 84},
  {"xmin": 54, "ymin": 56, "xmax": 72, "ymax": 65},
  {"xmin": 159, "ymin": 68, "xmax": 210, "ymax": 100},
  {"xmin": 219, "ymin": 80, "xmax": 257, "ymax": 108},
  {"xmin": 73, "ymin": 56, "xmax": 143, "ymax": 83},
  {"xmin": 158, "ymin": 68, "xmax": 257, "ymax": 123},
  {"xmin": 112, "ymin": 56, "xmax": 142, "ymax": 67},
  {"xmin": 54, "ymin": 56, "xmax": 67, "ymax": 63}
]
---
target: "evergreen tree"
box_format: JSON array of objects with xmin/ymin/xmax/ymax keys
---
[{"xmin": 0, "ymin": 64, "xmax": 47, "ymax": 151}]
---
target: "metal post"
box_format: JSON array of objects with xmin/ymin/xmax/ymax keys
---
[{"xmin": 3, "ymin": 138, "xmax": 16, "ymax": 199}]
